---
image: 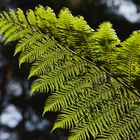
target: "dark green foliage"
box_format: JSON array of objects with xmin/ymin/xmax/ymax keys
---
[
  {"xmin": 117, "ymin": 31, "xmax": 140, "ymax": 87},
  {"xmin": 0, "ymin": 5, "xmax": 140, "ymax": 140}
]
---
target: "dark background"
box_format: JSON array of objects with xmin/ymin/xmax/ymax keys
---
[{"xmin": 0, "ymin": 0, "xmax": 140, "ymax": 140}]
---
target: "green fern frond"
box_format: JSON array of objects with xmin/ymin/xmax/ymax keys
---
[
  {"xmin": 98, "ymin": 108, "xmax": 140, "ymax": 140},
  {"xmin": 28, "ymin": 51, "xmax": 67, "ymax": 78},
  {"xmin": 68, "ymin": 98, "xmax": 139, "ymax": 140},
  {"xmin": 31, "ymin": 60, "xmax": 89, "ymax": 95},
  {"xmin": 44, "ymin": 75, "xmax": 94, "ymax": 112},
  {"xmin": 34, "ymin": 5, "xmax": 57, "ymax": 34},
  {"xmin": 0, "ymin": 5, "xmax": 140, "ymax": 140},
  {"xmin": 52, "ymin": 84, "xmax": 119, "ymax": 130},
  {"xmin": 57, "ymin": 8, "xmax": 94, "ymax": 56},
  {"xmin": 89, "ymin": 22, "xmax": 120, "ymax": 73},
  {"xmin": 9, "ymin": 9, "xmax": 19, "ymax": 23},
  {"xmin": 18, "ymin": 37, "xmax": 54, "ymax": 65},
  {"xmin": 44, "ymin": 73, "xmax": 123, "ymax": 113},
  {"xmin": 14, "ymin": 33, "xmax": 43, "ymax": 55},
  {"xmin": 0, "ymin": 22, "xmax": 13, "ymax": 35},
  {"xmin": 118, "ymin": 31, "xmax": 140, "ymax": 87},
  {"xmin": 16, "ymin": 8, "xmax": 28, "ymax": 25},
  {"xmin": 0, "ymin": 9, "xmax": 29, "ymax": 44}
]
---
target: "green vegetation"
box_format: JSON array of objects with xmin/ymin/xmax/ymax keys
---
[{"xmin": 0, "ymin": 5, "xmax": 140, "ymax": 140}]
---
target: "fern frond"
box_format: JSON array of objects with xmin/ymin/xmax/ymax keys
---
[
  {"xmin": 52, "ymin": 83, "xmax": 120, "ymax": 130},
  {"xmin": 30, "ymin": 60, "xmax": 89, "ymax": 94},
  {"xmin": 98, "ymin": 108, "xmax": 140, "ymax": 140},
  {"xmin": 18, "ymin": 37, "xmax": 53, "ymax": 65},
  {"xmin": 44, "ymin": 75, "xmax": 93, "ymax": 112},
  {"xmin": 34, "ymin": 5, "xmax": 57, "ymax": 34},
  {"xmin": 118, "ymin": 31, "xmax": 140, "ymax": 87},
  {"xmin": 0, "ymin": 22, "xmax": 13, "ymax": 35},
  {"xmin": 57, "ymin": 8, "xmax": 94, "ymax": 56},
  {"xmin": 28, "ymin": 52, "xmax": 66, "ymax": 78},
  {"xmin": 16, "ymin": 8, "xmax": 28, "ymax": 25},
  {"xmin": 8, "ymin": 9, "xmax": 18, "ymax": 23},
  {"xmin": 14, "ymin": 33, "xmax": 43, "ymax": 55},
  {"xmin": 68, "ymin": 98, "xmax": 139, "ymax": 140},
  {"xmin": 0, "ymin": 9, "xmax": 29, "ymax": 44},
  {"xmin": 26, "ymin": 9, "xmax": 36, "ymax": 26},
  {"xmin": 0, "ymin": 5, "xmax": 140, "ymax": 140},
  {"xmin": 89, "ymin": 22, "xmax": 120, "ymax": 73}
]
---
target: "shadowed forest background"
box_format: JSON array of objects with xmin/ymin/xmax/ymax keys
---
[{"xmin": 0, "ymin": 0, "xmax": 140, "ymax": 140}]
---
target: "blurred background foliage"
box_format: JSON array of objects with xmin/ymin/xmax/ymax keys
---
[{"xmin": 0, "ymin": 0, "xmax": 140, "ymax": 140}]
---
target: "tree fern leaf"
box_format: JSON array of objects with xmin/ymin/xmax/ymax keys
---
[
  {"xmin": 16, "ymin": 8, "xmax": 28, "ymax": 26},
  {"xmin": 44, "ymin": 77, "xmax": 93, "ymax": 113},
  {"xmin": 99, "ymin": 108, "xmax": 140, "ymax": 140},
  {"xmin": 57, "ymin": 8, "xmax": 93, "ymax": 54},
  {"xmin": 52, "ymin": 83, "xmax": 130, "ymax": 131},
  {"xmin": 5, "ymin": 28, "xmax": 31, "ymax": 44},
  {"xmin": 14, "ymin": 33, "xmax": 43, "ymax": 55},
  {"xmin": 34, "ymin": 5, "xmax": 46, "ymax": 17},
  {"xmin": 30, "ymin": 76, "xmax": 50, "ymax": 95},
  {"xmin": 26, "ymin": 9, "xmax": 36, "ymax": 26},
  {"xmin": 35, "ymin": 5, "xmax": 57, "ymax": 32},
  {"xmin": 44, "ymin": 70, "xmax": 108, "ymax": 114},
  {"xmin": 90, "ymin": 22, "xmax": 120, "ymax": 73},
  {"xmin": 0, "ymin": 22, "xmax": 13, "ymax": 35},
  {"xmin": 68, "ymin": 97, "xmax": 138, "ymax": 140},
  {"xmin": 28, "ymin": 52, "xmax": 77, "ymax": 78},
  {"xmin": 0, "ymin": 5, "xmax": 140, "ymax": 140},
  {"xmin": 18, "ymin": 43, "xmax": 48, "ymax": 65},
  {"xmin": 9, "ymin": 9, "xmax": 18, "ymax": 23},
  {"xmin": 0, "ymin": 20, "xmax": 9, "ymax": 28},
  {"xmin": 2, "ymin": 25, "xmax": 21, "ymax": 42},
  {"xmin": 2, "ymin": 11, "xmax": 11, "ymax": 20},
  {"xmin": 30, "ymin": 63, "xmax": 87, "ymax": 95},
  {"xmin": 30, "ymin": 72, "xmax": 67, "ymax": 95},
  {"xmin": 18, "ymin": 37, "xmax": 60, "ymax": 66},
  {"xmin": 118, "ymin": 31, "xmax": 140, "ymax": 86}
]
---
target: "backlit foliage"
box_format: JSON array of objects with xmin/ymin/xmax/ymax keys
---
[{"xmin": 0, "ymin": 5, "xmax": 140, "ymax": 140}]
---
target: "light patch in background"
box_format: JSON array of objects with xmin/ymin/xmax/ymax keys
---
[
  {"xmin": 0, "ymin": 130, "xmax": 18, "ymax": 140},
  {"xmin": 25, "ymin": 108, "xmax": 50, "ymax": 132},
  {"xmin": 102, "ymin": 0, "xmax": 140, "ymax": 23},
  {"xmin": 0, "ymin": 131, "xmax": 10, "ymax": 140},
  {"xmin": 6, "ymin": 79, "xmax": 23, "ymax": 97},
  {"xmin": 118, "ymin": 1, "xmax": 140, "ymax": 23},
  {"xmin": 1, "ymin": 105, "xmax": 22, "ymax": 128}
]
